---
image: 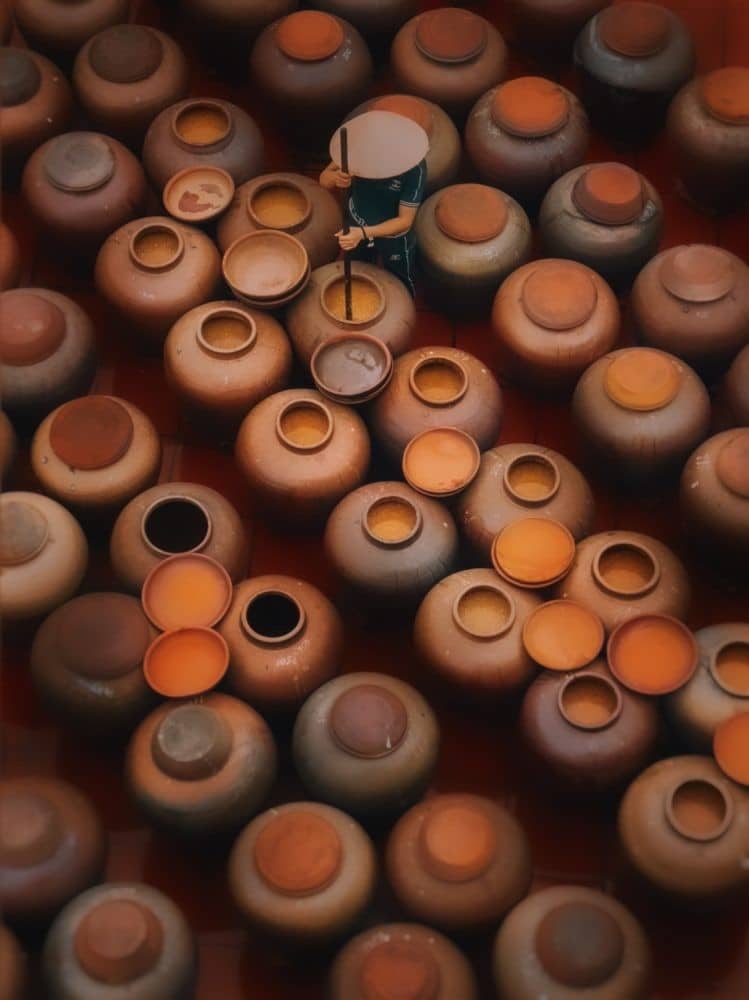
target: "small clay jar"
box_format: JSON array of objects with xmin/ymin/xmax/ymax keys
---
[
  {"xmin": 618, "ymin": 755, "xmax": 749, "ymax": 902},
  {"xmin": 292, "ymin": 671, "xmax": 440, "ymax": 820},
  {"xmin": 385, "ymin": 793, "xmax": 532, "ymax": 932},
  {"xmin": 492, "ymin": 259, "xmax": 620, "ymax": 392},
  {"xmin": 390, "ymin": 8, "xmax": 507, "ymax": 121},
  {"xmin": 42, "ymin": 882, "xmax": 196, "ymax": 999},
  {"xmin": 110, "ymin": 482, "xmax": 249, "ymax": 594},
  {"xmin": 506, "ymin": 0, "xmax": 611, "ymax": 64},
  {"xmin": 235, "ymin": 389, "xmax": 370, "ymax": 525},
  {"xmin": 218, "ymin": 574, "xmax": 343, "ymax": 716},
  {"xmin": 228, "ymin": 801, "xmax": 377, "ymax": 944},
  {"xmin": 538, "ymin": 163, "xmax": 663, "ymax": 290},
  {"xmin": 324, "ymin": 480, "xmax": 459, "ymax": 609},
  {"xmin": 572, "ymin": 347, "xmax": 711, "ymax": 486},
  {"xmin": 493, "ymin": 884, "xmax": 652, "ymax": 1000},
  {"xmin": 0, "ymin": 924, "xmax": 26, "ymax": 999},
  {"xmin": 369, "ymin": 346, "xmax": 503, "ymax": 464},
  {"xmin": 94, "ymin": 216, "xmax": 221, "ymax": 347},
  {"xmin": 574, "ymin": 2, "xmax": 694, "ymax": 143},
  {"xmin": 13, "ymin": 0, "xmax": 128, "ymax": 66},
  {"xmin": 0, "ymin": 288, "xmax": 96, "ymax": 427},
  {"xmin": 313, "ymin": 0, "xmax": 415, "ymax": 46},
  {"xmin": 554, "ymin": 529, "xmax": 690, "ymax": 634},
  {"xmin": 0, "ymin": 410, "xmax": 17, "ymax": 485},
  {"xmin": 0, "ymin": 224, "xmax": 21, "ymax": 290},
  {"xmin": 0, "ymin": 491, "xmax": 87, "ymax": 624},
  {"xmin": 329, "ymin": 922, "xmax": 478, "ymax": 1000},
  {"xmin": 0, "ymin": 776, "xmax": 104, "ymax": 926},
  {"xmin": 724, "ymin": 345, "xmax": 749, "ymax": 427}
]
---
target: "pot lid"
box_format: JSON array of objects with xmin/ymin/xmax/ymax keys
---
[
  {"xmin": 0, "ymin": 292, "xmax": 66, "ymax": 366},
  {"xmin": 223, "ymin": 230, "xmax": 309, "ymax": 301},
  {"xmin": 88, "ymin": 24, "xmax": 163, "ymax": 83},
  {"xmin": 521, "ymin": 261, "xmax": 598, "ymax": 330},
  {"xmin": 276, "ymin": 11, "xmax": 344, "ymax": 61},
  {"xmin": 713, "ymin": 712, "xmax": 749, "ymax": 786},
  {"xmin": 370, "ymin": 94, "xmax": 433, "ymax": 136},
  {"xmin": 311, "ymin": 333, "xmax": 392, "ymax": 404},
  {"xmin": 359, "ymin": 941, "xmax": 441, "ymax": 1000},
  {"xmin": 141, "ymin": 553, "xmax": 233, "ymax": 631},
  {"xmin": 402, "ymin": 427, "xmax": 480, "ymax": 498},
  {"xmin": 573, "ymin": 164, "xmax": 644, "ymax": 225},
  {"xmin": 607, "ymin": 614, "xmax": 699, "ymax": 695},
  {"xmin": 603, "ymin": 348, "xmax": 681, "ymax": 411},
  {"xmin": 415, "ymin": 8, "xmax": 488, "ymax": 64},
  {"xmin": 522, "ymin": 600, "xmax": 605, "ymax": 672},
  {"xmin": 152, "ymin": 703, "xmax": 232, "ymax": 780},
  {"xmin": 536, "ymin": 902, "xmax": 625, "ymax": 988},
  {"xmin": 143, "ymin": 627, "xmax": 229, "ymax": 698},
  {"xmin": 492, "ymin": 518, "xmax": 576, "ymax": 588},
  {"xmin": 0, "ymin": 47, "xmax": 41, "ymax": 106},
  {"xmin": 163, "ymin": 166, "xmax": 234, "ymax": 223},
  {"xmin": 0, "ymin": 789, "xmax": 62, "ymax": 866},
  {"xmin": 491, "ymin": 77, "xmax": 569, "ymax": 138},
  {"xmin": 597, "ymin": 2, "xmax": 671, "ymax": 58},
  {"xmin": 330, "ymin": 110, "xmax": 429, "ymax": 180},
  {"xmin": 419, "ymin": 800, "xmax": 496, "ymax": 882},
  {"xmin": 49, "ymin": 396, "xmax": 134, "ymax": 470},
  {"xmin": 716, "ymin": 431, "xmax": 749, "ymax": 499},
  {"xmin": 59, "ymin": 594, "xmax": 152, "ymax": 680},
  {"xmin": 659, "ymin": 245, "xmax": 737, "ymax": 303},
  {"xmin": 435, "ymin": 184, "xmax": 508, "ymax": 243},
  {"xmin": 700, "ymin": 66, "xmax": 749, "ymax": 125},
  {"xmin": 329, "ymin": 683, "xmax": 408, "ymax": 758},
  {"xmin": 0, "ymin": 499, "xmax": 49, "ymax": 566},
  {"xmin": 254, "ymin": 810, "xmax": 342, "ymax": 896},
  {"xmin": 74, "ymin": 901, "xmax": 163, "ymax": 986},
  {"xmin": 43, "ymin": 133, "xmax": 116, "ymax": 194}
]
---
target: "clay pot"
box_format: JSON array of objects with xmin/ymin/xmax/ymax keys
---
[
  {"xmin": 493, "ymin": 884, "xmax": 652, "ymax": 1000},
  {"xmin": 329, "ymin": 922, "xmax": 478, "ymax": 1000},
  {"xmin": 0, "ymin": 776, "xmax": 104, "ymax": 926},
  {"xmin": 554, "ymin": 529, "xmax": 690, "ymax": 634},
  {"xmin": 0, "ymin": 491, "xmax": 87, "ymax": 624},
  {"xmin": 95, "ymin": 216, "xmax": 221, "ymax": 347},
  {"xmin": 506, "ymin": 0, "xmax": 612, "ymax": 63},
  {"xmin": 235, "ymin": 388, "xmax": 370, "ymax": 525},
  {"xmin": 0, "ymin": 410, "xmax": 17, "ymax": 485},
  {"xmin": 572, "ymin": 347, "xmax": 711, "ymax": 486},
  {"xmin": 391, "ymin": 8, "xmax": 507, "ymax": 121},
  {"xmin": 539, "ymin": 163, "xmax": 663, "ymax": 290},
  {"xmin": 0, "ymin": 224, "xmax": 21, "ymax": 290},
  {"xmin": 724, "ymin": 345, "xmax": 749, "ymax": 427},
  {"xmin": 314, "ymin": 0, "xmax": 415, "ymax": 45},
  {"xmin": 0, "ymin": 924, "xmax": 26, "ymax": 999},
  {"xmin": 228, "ymin": 801, "xmax": 377, "ymax": 944},
  {"xmin": 386, "ymin": 792, "xmax": 531, "ymax": 932},
  {"xmin": 164, "ymin": 300, "xmax": 293, "ymax": 432},
  {"xmin": 0, "ymin": 288, "xmax": 97, "ymax": 427},
  {"xmin": 13, "ymin": 0, "xmax": 128, "ymax": 65},
  {"xmin": 110, "ymin": 482, "xmax": 249, "ymax": 594},
  {"xmin": 492, "ymin": 259, "xmax": 620, "ymax": 392},
  {"xmin": 222, "ymin": 229, "xmax": 311, "ymax": 310},
  {"xmin": 218, "ymin": 574, "xmax": 343, "ymax": 716},
  {"xmin": 324, "ymin": 480, "xmax": 459, "ymax": 609},
  {"xmin": 618, "ymin": 755, "xmax": 749, "ymax": 902},
  {"xmin": 42, "ymin": 882, "xmax": 196, "ymax": 998},
  {"xmin": 292, "ymin": 671, "xmax": 440, "ymax": 820}
]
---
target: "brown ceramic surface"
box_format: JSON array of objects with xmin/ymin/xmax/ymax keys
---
[
  {"xmin": 163, "ymin": 166, "xmax": 234, "ymax": 223},
  {"xmin": 522, "ymin": 599, "xmax": 605, "ymax": 672},
  {"xmin": 143, "ymin": 627, "xmax": 229, "ymax": 698},
  {"xmin": 141, "ymin": 552, "xmax": 233, "ymax": 631},
  {"xmin": 223, "ymin": 230, "xmax": 309, "ymax": 304},
  {"xmin": 607, "ymin": 614, "xmax": 698, "ymax": 695},
  {"xmin": 402, "ymin": 427, "xmax": 480, "ymax": 498},
  {"xmin": 492, "ymin": 517, "xmax": 576, "ymax": 589},
  {"xmin": 311, "ymin": 333, "xmax": 393, "ymax": 404},
  {"xmin": 13, "ymin": 0, "xmax": 129, "ymax": 62}
]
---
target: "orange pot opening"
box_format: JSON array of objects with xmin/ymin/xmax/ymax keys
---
[
  {"xmin": 365, "ymin": 497, "xmax": 420, "ymax": 546},
  {"xmin": 504, "ymin": 454, "xmax": 560, "ymax": 503},
  {"xmin": 667, "ymin": 778, "xmax": 731, "ymax": 841},
  {"xmin": 713, "ymin": 642, "xmax": 749, "ymax": 696},
  {"xmin": 409, "ymin": 357, "xmax": 468, "ymax": 406},
  {"xmin": 559, "ymin": 674, "xmax": 621, "ymax": 730},
  {"xmin": 454, "ymin": 585, "xmax": 513, "ymax": 640}
]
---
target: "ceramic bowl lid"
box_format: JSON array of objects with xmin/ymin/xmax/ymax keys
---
[
  {"xmin": 492, "ymin": 77, "xmax": 569, "ymax": 138},
  {"xmin": 536, "ymin": 902, "xmax": 625, "ymax": 988},
  {"xmin": 276, "ymin": 11, "xmax": 344, "ymax": 61},
  {"xmin": 415, "ymin": 8, "xmax": 488, "ymax": 64},
  {"xmin": 572, "ymin": 164, "xmax": 645, "ymax": 225},
  {"xmin": 43, "ymin": 133, "xmax": 116, "ymax": 194},
  {"xmin": 0, "ymin": 292, "xmax": 65, "ymax": 366},
  {"xmin": 434, "ymin": 184, "xmax": 508, "ymax": 243},
  {"xmin": 659, "ymin": 245, "xmax": 737, "ymax": 303},
  {"xmin": 716, "ymin": 431, "xmax": 749, "ymax": 499},
  {"xmin": 359, "ymin": 940, "xmax": 441, "ymax": 1000},
  {"xmin": 402, "ymin": 427, "xmax": 480, "ymax": 498},
  {"xmin": 607, "ymin": 614, "xmax": 698, "ymax": 695},
  {"xmin": 222, "ymin": 230, "xmax": 309, "ymax": 301},
  {"xmin": 713, "ymin": 712, "xmax": 749, "ymax": 786},
  {"xmin": 143, "ymin": 627, "xmax": 229, "ymax": 697},
  {"xmin": 522, "ymin": 600, "xmax": 605, "ymax": 672},
  {"xmin": 254, "ymin": 810, "xmax": 342, "ymax": 896},
  {"xmin": 141, "ymin": 553, "xmax": 233, "ymax": 631},
  {"xmin": 521, "ymin": 262, "xmax": 598, "ymax": 330},
  {"xmin": 597, "ymin": 2, "xmax": 671, "ymax": 58},
  {"xmin": 329, "ymin": 683, "xmax": 408, "ymax": 759},
  {"xmin": 603, "ymin": 349, "xmax": 681, "ymax": 411},
  {"xmin": 311, "ymin": 333, "xmax": 392, "ymax": 404},
  {"xmin": 491, "ymin": 518, "xmax": 576, "ymax": 589},
  {"xmin": 163, "ymin": 166, "xmax": 234, "ymax": 223},
  {"xmin": 330, "ymin": 111, "xmax": 429, "ymax": 180},
  {"xmin": 700, "ymin": 66, "xmax": 749, "ymax": 125},
  {"xmin": 74, "ymin": 900, "xmax": 164, "ymax": 985},
  {"xmin": 88, "ymin": 24, "xmax": 163, "ymax": 83},
  {"xmin": 49, "ymin": 396, "xmax": 134, "ymax": 470},
  {"xmin": 0, "ymin": 47, "xmax": 41, "ymax": 106},
  {"xmin": 419, "ymin": 799, "xmax": 497, "ymax": 882}
]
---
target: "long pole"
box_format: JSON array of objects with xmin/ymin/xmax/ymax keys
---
[{"xmin": 340, "ymin": 126, "xmax": 353, "ymax": 322}]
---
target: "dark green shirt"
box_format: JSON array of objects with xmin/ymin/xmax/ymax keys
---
[{"xmin": 347, "ymin": 160, "xmax": 427, "ymax": 229}]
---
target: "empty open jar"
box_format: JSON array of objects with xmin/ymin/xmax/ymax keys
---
[
  {"xmin": 13, "ymin": 0, "xmax": 128, "ymax": 65},
  {"xmin": 0, "ymin": 223, "xmax": 21, "ymax": 290},
  {"xmin": 724, "ymin": 345, "xmax": 749, "ymax": 427},
  {"xmin": 607, "ymin": 615, "xmax": 698, "ymax": 696},
  {"xmin": 222, "ymin": 230, "xmax": 310, "ymax": 308}
]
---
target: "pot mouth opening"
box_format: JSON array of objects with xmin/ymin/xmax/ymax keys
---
[
  {"xmin": 409, "ymin": 356, "xmax": 468, "ymax": 406},
  {"xmin": 242, "ymin": 590, "xmax": 306, "ymax": 645},
  {"xmin": 0, "ymin": 790, "xmax": 61, "ymax": 866},
  {"xmin": 593, "ymin": 541, "xmax": 660, "ymax": 597},
  {"xmin": 711, "ymin": 641, "xmax": 749, "ymax": 697},
  {"xmin": 247, "ymin": 181, "xmax": 311, "ymax": 232},
  {"xmin": 321, "ymin": 273, "xmax": 386, "ymax": 327},
  {"xmin": 198, "ymin": 308, "xmax": 257, "ymax": 356},
  {"xmin": 73, "ymin": 899, "xmax": 164, "ymax": 986},
  {"xmin": 129, "ymin": 223, "xmax": 183, "ymax": 271},
  {"xmin": 141, "ymin": 496, "xmax": 212, "ymax": 556},
  {"xmin": 453, "ymin": 584, "xmax": 515, "ymax": 640},
  {"xmin": 558, "ymin": 673, "xmax": 622, "ymax": 730},
  {"xmin": 152, "ymin": 703, "xmax": 232, "ymax": 781},
  {"xmin": 364, "ymin": 496, "xmax": 422, "ymax": 547},
  {"xmin": 173, "ymin": 101, "xmax": 232, "ymax": 148},
  {"xmin": 276, "ymin": 399, "xmax": 333, "ymax": 451},
  {"xmin": 504, "ymin": 453, "xmax": 561, "ymax": 505},
  {"xmin": 666, "ymin": 778, "xmax": 732, "ymax": 842}
]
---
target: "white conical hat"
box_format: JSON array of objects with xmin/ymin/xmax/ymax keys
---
[{"xmin": 329, "ymin": 110, "xmax": 429, "ymax": 180}]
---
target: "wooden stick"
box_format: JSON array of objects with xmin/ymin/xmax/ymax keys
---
[{"xmin": 340, "ymin": 126, "xmax": 352, "ymax": 322}]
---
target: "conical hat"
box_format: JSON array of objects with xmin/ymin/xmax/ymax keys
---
[{"xmin": 329, "ymin": 110, "xmax": 429, "ymax": 180}]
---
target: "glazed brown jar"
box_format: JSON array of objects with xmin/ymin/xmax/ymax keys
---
[
  {"xmin": 0, "ymin": 223, "xmax": 21, "ymax": 290},
  {"xmin": 493, "ymin": 884, "xmax": 652, "ymax": 1000},
  {"xmin": 0, "ymin": 776, "xmax": 104, "ymax": 926},
  {"xmin": 0, "ymin": 288, "xmax": 96, "ymax": 427},
  {"xmin": 0, "ymin": 923, "xmax": 26, "ymax": 999},
  {"xmin": 554, "ymin": 529, "xmax": 690, "ymax": 634},
  {"xmin": 314, "ymin": 0, "xmax": 415, "ymax": 45},
  {"xmin": 506, "ymin": 0, "xmax": 611, "ymax": 63},
  {"xmin": 391, "ymin": 8, "xmax": 507, "ymax": 121},
  {"xmin": 218, "ymin": 574, "xmax": 343, "ymax": 715},
  {"xmin": 0, "ymin": 410, "xmax": 17, "ymax": 484},
  {"xmin": 572, "ymin": 347, "xmax": 710, "ymax": 486},
  {"xmin": 386, "ymin": 793, "xmax": 532, "ymax": 932},
  {"xmin": 492, "ymin": 259, "xmax": 620, "ymax": 392},
  {"xmin": 95, "ymin": 216, "xmax": 221, "ymax": 347},
  {"xmin": 42, "ymin": 882, "xmax": 196, "ymax": 999},
  {"xmin": 539, "ymin": 163, "xmax": 663, "ymax": 290},
  {"xmin": 13, "ymin": 0, "xmax": 128, "ymax": 65},
  {"xmin": 724, "ymin": 345, "xmax": 749, "ymax": 427},
  {"xmin": 618, "ymin": 755, "xmax": 749, "ymax": 902},
  {"xmin": 292, "ymin": 671, "xmax": 440, "ymax": 820},
  {"xmin": 228, "ymin": 801, "xmax": 377, "ymax": 944},
  {"xmin": 235, "ymin": 388, "xmax": 370, "ymax": 524}
]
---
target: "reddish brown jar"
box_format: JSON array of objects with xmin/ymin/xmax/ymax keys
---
[
  {"xmin": 493, "ymin": 884, "xmax": 652, "ymax": 1000},
  {"xmin": 506, "ymin": 0, "xmax": 611, "ymax": 63},
  {"xmin": 0, "ymin": 223, "xmax": 21, "ymax": 290},
  {"xmin": 0, "ymin": 410, "xmax": 17, "ymax": 484},
  {"xmin": 724, "ymin": 344, "xmax": 749, "ymax": 427},
  {"xmin": 0, "ymin": 923, "xmax": 26, "ymax": 999},
  {"xmin": 572, "ymin": 347, "xmax": 710, "ymax": 486},
  {"xmin": 0, "ymin": 776, "xmax": 104, "ymax": 926},
  {"xmin": 13, "ymin": 0, "xmax": 128, "ymax": 65}
]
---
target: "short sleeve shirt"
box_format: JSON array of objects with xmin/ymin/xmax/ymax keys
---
[{"xmin": 348, "ymin": 159, "xmax": 427, "ymax": 228}]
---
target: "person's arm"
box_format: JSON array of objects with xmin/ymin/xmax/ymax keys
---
[
  {"xmin": 319, "ymin": 161, "xmax": 352, "ymax": 191},
  {"xmin": 337, "ymin": 205, "xmax": 417, "ymax": 250}
]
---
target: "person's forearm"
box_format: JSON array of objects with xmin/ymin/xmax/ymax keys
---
[{"xmin": 363, "ymin": 216, "xmax": 413, "ymax": 239}]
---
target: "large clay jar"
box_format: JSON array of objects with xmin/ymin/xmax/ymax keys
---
[
  {"xmin": 95, "ymin": 216, "xmax": 221, "ymax": 347},
  {"xmin": 493, "ymin": 884, "xmax": 652, "ymax": 1000},
  {"xmin": 235, "ymin": 388, "xmax": 370, "ymax": 525},
  {"xmin": 0, "ymin": 776, "xmax": 104, "ymax": 926},
  {"xmin": 390, "ymin": 8, "xmax": 507, "ymax": 121},
  {"xmin": 0, "ymin": 924, "xmax": 26, "ymax": 999},
  {"xmin": 42, "ymin": 882, "xmax": 196, "ymax": 999},
  {"xmin": 228, "ymin": 801, "xmax": 377, "ymax": 944},
  {"xmin": 506, "ymin": 0, "xmax": 611, "ymax": 63},
  {"xmin": 492, "ymin": 259, "xmax": 620, "ymax": 392},
  {"xmin": 218, "ymin": 574, "xmax": 343, "ymax": 716},
  {"xmin": 314, "ymin": 0, "xmax": 415, "ymax": 46},
  {"xmin": 0, "ymin": 223, "xmax": 21, "ymax": 290},
  {"xmin": 539, "ymin": 163, "xmax": 663, "ymax": 290},
  {"xmin": 724, "ymin": 345, "xmax": 749, "ymax": 427},
  {"xmin": 386, "ymin": 793, "xmax": 531, "ymax": 932},
  {"xmin": 0, "ymin": 492, "xmax": 87, "ymax": 624},
  {"xmin": 110, "ymin": 482, "xmax": 249, "ymax": 594},
  {"xmin": 572, "ymin": 347, "xmax": 710, "ymax": 486},
  {"xmin": 618, "ymin": 755, "xmax": 749, "ymax": 902},
  {"xmin": 554, "ymin": 529, "xmax": 690, "ymax": 634},
  {"xmin": 0, "ymin": 288, "xmax": 96, "ymax": 427},
  {"xmin": 324, "ymin": 480, "xmax": 459, "ymax": 609},
  {"xmin": 0, "ymin": 410, "xmax": 17, "ymax": 485},
  {"xmin": 13, "ymin": 0, "xmax": 128, "ymax": 65}
]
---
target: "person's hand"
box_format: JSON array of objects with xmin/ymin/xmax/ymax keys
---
[
  {"xmin": 336, "ymin": 228, "xmax": 363, "ymax": 252},
  {"xmin": 328, "ymin": 165, "xmax": 352, "ymax": 189}
]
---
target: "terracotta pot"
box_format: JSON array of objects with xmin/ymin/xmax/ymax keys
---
[
  {"xmin": 110, "ymin": 481, "xmax": 249, "ymax": 594},
  {"xmin": 385, "ymin": 792, "xmax": 531, "ymax": 931},
  {"xmin": 0, "ymin": 776, "xmax": 104, "ymax": 926},
  {"xmin": 506, "ymin": 0, "xmax": 611, "ymax": 63},
  {"xmin": 0, "ymin": 924, "xmax": 26, "ymax": 999},
  {"xmin": 0, "ymin": 491, "xmax": 87, "ymax": 624},
  {"xmin": 493, "ymin": 884, "xmax": 652, "ymax": 1000},
  {"xmin": 539, "ymin": 163, "xmax": 663, "ymax": 290},
  {"xmin": 554, "ymin": 529, "xmax": 690, "ymax": 634},
  {"xmin": 0, "ymin": 410, "xmax": 17, "ymax": 485},
  {"xmin": 314, "ymin": 0, "xmax": 415, "ymax": 43},
  {"xmin": 95, "ymin": 216, "xmax": 221, "ymax": 347},
  {"xmin": 13, "ymin": 0, "xmax": 128, "ymax": 65},
  {"xmin": 236, "ymin": 388, "xmax": 370, "ymax": 525},
  {"xmin": 0, "ymin": 223, "xmax": 21, "ymax": 290},
  {"xmin": 218, "ymin": 574, "xmax": 343, "ymax": 715},
  {"xmin": 618, "ymin": 755, "xmax": 749, "ymax": 901},
  {"xmin": 228, "ymin": 801, "xmax": 377, "ymax": 944},
  {"xmin": 42, "ymin": 882, "xmax": 196, "ymax": 998},
  {"xmin": 181, "ymin": 0, "xmax": 297, "ymax": 52},
  {"xmin": 572, "ymin": 347, "xmax": 711, "ymax": 486},
  {"xmin": 724, "ymin": 345, "xmax": 749, "ymax": 427}
]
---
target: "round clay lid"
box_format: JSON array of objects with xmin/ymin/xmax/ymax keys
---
[
  {"xmin": 0, "ymin": 789, "xmax": 62, "ymax": 866},
  {"xmin": 521, "ymin": 262, "xmax": 598, "ymax": 331},
  {"xmin": 415, "ymin": 8, "xmax": 488, "ymax": 64},
  {"xmin": 536, "ymin": 901, "xmax": 625, "ymax": 988},
  {"xmin": 0, "ymin": 500, "xmax": 49, "ymax": 566},
  {"xmin": 713, "ymin": 712, "xmax": 749, "ymax": 786},
  {"xmin": 74, "ymin": 900, "xmax": 163, "ymax": 986},
  {"xmin": 522, "ymin": 600, "xmax": 605, "ymax": 672},
  {"xmin": 163, "ymin": 166, "xmax": 234, "ymax": 223},
  {"xmin": 491, "ymin": 77, "xmax": 569, "ymax": 138},
  {"xmin": 370, "ymin": 94, "xmax": 433, "ymax": 136},
  {"xmin": 152, "ymin": 703, "xmax": 232, "ymax": 780},
  {"xmin": 419, "ymin": 800, "xmax": 496, "ymax": 883},
  {"xmin": 49, "ymin": 396, "xmax": 134, "ymax": 470},
  {"xmin": 659, "ymin": 245, "xmax": 737, "ymax": 303},
  {"xmin": 43, "ymin": 133, "xmax": 116, "ymax": 194},
  {"xmin": 402, "ymin": 427, "xmax": 480, "ymax": 498},
  {"xmin": 603, "ymin": 349, "xmax": 681, "ymax": 411},
  {"xmin": 716, "ymin": 431, "xmax": 749, "ymax": 499},
  {"xmin": 701, "ymin": 66, "xmax": 749, "ymax": 125},
  {"xmin": 359, "ymin": 940, "xmax": 441, "ymax": 1000},
  {"xmin": 59, "ymin": 594, "xmax": 152, "ymax": 680},
  {"xmin": 311, "ymin": 333, "xmax": 392, "ymax": 404},
  {"xmin": 254, "ymin": 810, "xmax": 342, "ymax": 896},
  {"xmin": 88, "ymin": 24, "xmax": 164, "ymax": 83},
  {"xmin": 607, "ymin": 614, "xmax": 699, "ymax": 695},
  {"xmin": 0, "ymin": 292, "xmax": 66, "ymax": 366},
  {"xmin": 572, "ymin": 164, "xmax": 645, "ymax": 225},
  {"xmin": 143, "ymin": 627, "xmax": 229, "ymax": 698},
  {"xmin": 276, "ymin": 11, "xmax": 344, "ymax": 61},
  {"xmin": 0, "ymin": 47, "xmax": 41, "ymax": 106},
  {"xmin": 330, "ymin": 111, "xmax": 429, "ymax": 181},
  {"xmin": 492, "ymin": 518, "xmax": 576, "ymax": 588},
  {"xmin": 329, "ymin": 683, "xmax": 408, "ymax": 758},
  {"xmin": 141, "ymin": 553, "xmax": 233, "ymax": 631},
  {"xmin": 597, "ymin": 2, "xmax": 671, "ymax": 58},
  {"xmin": 435, "ymin": 185, "xmax": 508, "ymax": 243}
]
